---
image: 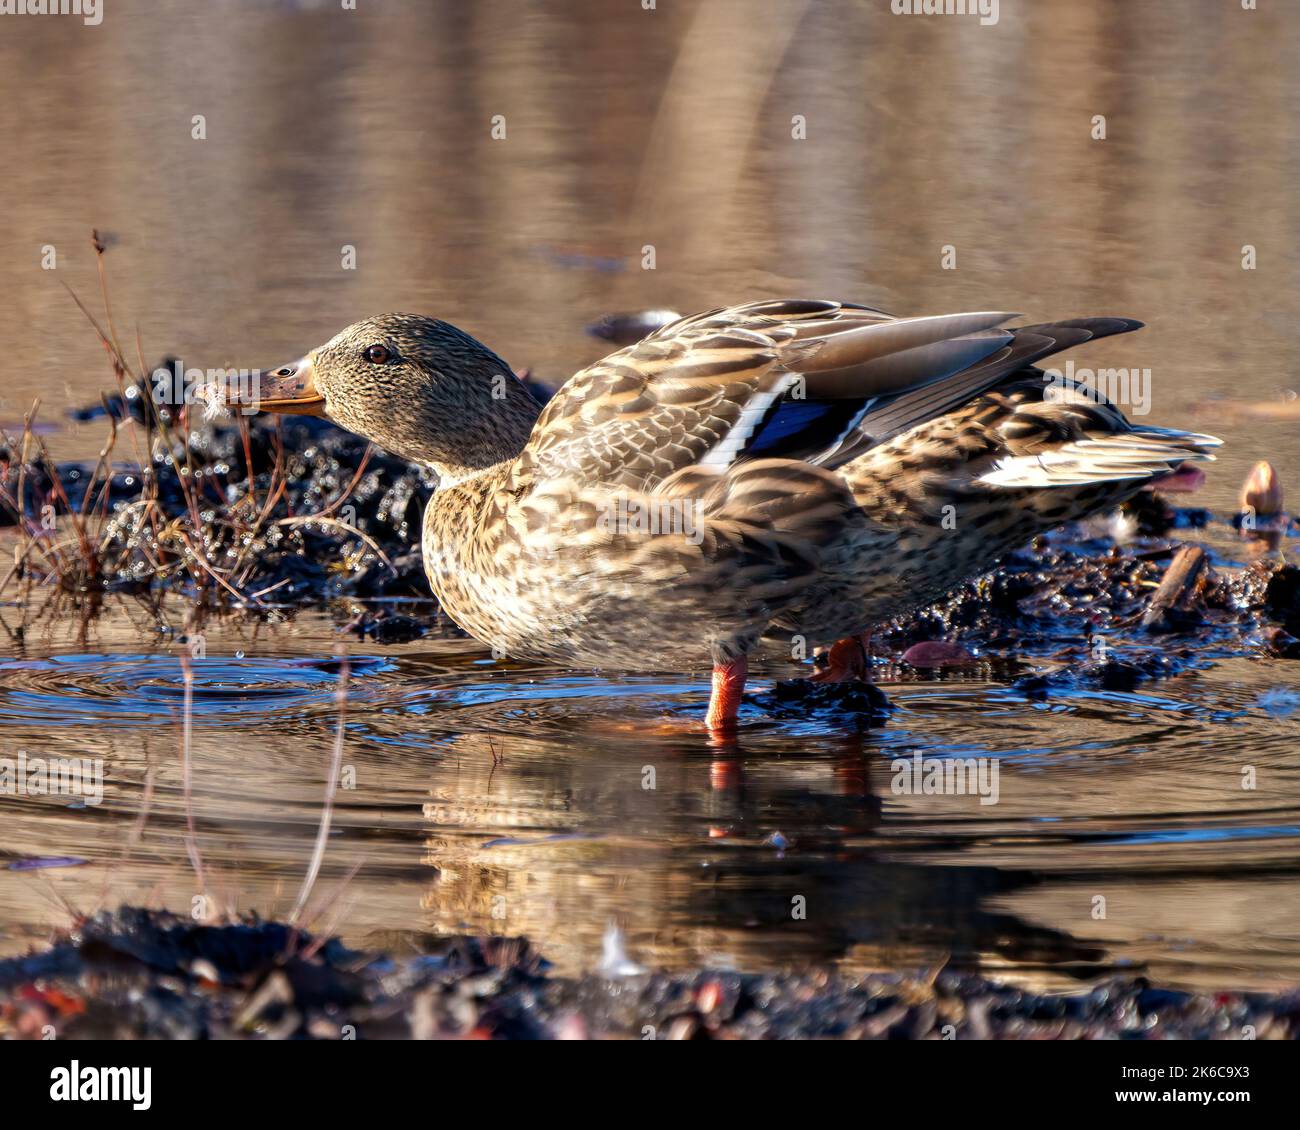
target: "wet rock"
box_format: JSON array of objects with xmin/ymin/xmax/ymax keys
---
[
  {"xmin": 585, "ymin": 309, "xmax": 681, "ymax": 346},
  {"xmin": 1239, "ymin": 460, "xmax": 1284, "ymax": 521},
  {"xmin": 1264, "ymin": 566, "xmax": 1300, "ymax": 635},
  {"xmin": 901, "ymin": 640, "xmax": 975, "ymax": 668},
  {"xmin": 1263, "ymin": 628, "xmax": 1300, "ymax": 660},
  {"xmin": 1090, "ymin": 660, "xmax": 1149, "ymax": 691},
  {"xmin": 1011, "ymin": 673, "xmax": 1054, "ymax": 699}
]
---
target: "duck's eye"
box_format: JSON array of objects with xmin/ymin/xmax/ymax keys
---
[{"xmin": 363, "ymin": 344, "xmax": 392, "ymax": 364}]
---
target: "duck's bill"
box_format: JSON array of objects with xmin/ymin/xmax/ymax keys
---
[{"xmin": 246, "ymin": 356, "xmax": 326, "ymax": 416}]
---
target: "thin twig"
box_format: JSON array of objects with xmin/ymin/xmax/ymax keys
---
[
  {"xmin": 290, "ymin": 652, "xmax": 350, "ymax": 925},
  {"xmin": 177, "ymin": 654, "xmax": 206, "ymax": 893}
]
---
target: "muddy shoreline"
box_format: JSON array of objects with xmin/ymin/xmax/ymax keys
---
[{"xmin": 1, "ymin": 908, "xmax": 1294, "ymax": 1040}]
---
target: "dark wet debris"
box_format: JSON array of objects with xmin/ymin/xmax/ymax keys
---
[
  {"xmin": 1012, "ymin": 652, "xmax": 1187, "ymax": 698},
  {"xmin": 885, "ymin": 549, "xmax": 1300, "ymax": 688},
  {"xmin": 739, "ymin": 550, "xmax": 1300, "ymax": 708},
  {"xmin": 1126, "ymin": 488, "xmax": 1212, "ymax": 537},
  {"xmin": 753, "ymin": 678, "xmax": 893, "ymax": 723},
  {"xmin": 4, "ymin": 390, "xmax": 437, "ymax": 603},
  {"xmin": 343, "ymin": 609, "xmax": 430, "ymax": 644},
  {"xmin": 1139, "ymin": 545, "xmax": 1209, "ymax": 632},
  {"xmin": 0, "ymin": 909, "xmax": 1294, "ymax": 1040},
  {"xmin": 1264, "ymin": 565, "xmax": 1300, "ymax": 634}
]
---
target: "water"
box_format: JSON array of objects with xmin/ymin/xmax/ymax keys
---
[
  {"xmin": 0, "ymin": 594, "xmax": 1297, "ymax": 990},
  {"xmin": 1, "ymin": 0, "xmax": 1299, "ymax": 989}
]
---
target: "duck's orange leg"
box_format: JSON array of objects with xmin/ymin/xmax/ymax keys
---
[
  {"xmin": 705, "ymin": 656, "xmax": 748, "ymax": 733},
  {"xmin": 809, "ymin": 633, "xmax": 871, "ymax": 683}
]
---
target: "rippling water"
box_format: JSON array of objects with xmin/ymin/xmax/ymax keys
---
[
  {"xmin": 0, "ymin": 0, "xmax": 1299, "ymax": 990},
  {"xmin": 0, "ymin": 596, "xmax": 1297, "ymax": 990}
]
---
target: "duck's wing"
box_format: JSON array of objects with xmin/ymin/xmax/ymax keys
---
[
  {"xmin": 516, "ymin": 298, "xmax": 1019, "ymax": 490},
  {"xmin": 806, "ymin": 317, "xmax": 1147, "ymax": 469}
]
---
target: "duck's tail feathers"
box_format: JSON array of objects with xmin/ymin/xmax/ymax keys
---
[{"xmin": 975, "ymin": 424, "xmax": 1221, "ymax": 489}]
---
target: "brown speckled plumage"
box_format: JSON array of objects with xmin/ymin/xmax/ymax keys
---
[{"xmin": 265, "ymin": 300, "xmax": 1220, "ymax": 674}]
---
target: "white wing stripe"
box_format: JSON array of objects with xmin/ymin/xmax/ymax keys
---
[{"xmin": 698, "ymin": 374, "xmax": 800, "ymax": 470}]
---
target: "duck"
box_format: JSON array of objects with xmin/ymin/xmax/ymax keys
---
[{"xmin": 247, "ymin": 299, "xmax": 1220, "ymax": 733}]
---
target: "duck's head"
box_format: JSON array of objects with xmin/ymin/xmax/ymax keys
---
[{"xmin": 252, "ymin": 313, "xmax": 540, "ymax": 482}]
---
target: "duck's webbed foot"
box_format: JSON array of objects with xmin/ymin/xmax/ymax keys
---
[
  {"xmin": 705, "ymin": 655, "xmax": 749, "ymax": 734},
  {"xmin": 809, "ymin": 634, "xmax": 872, "ymax": 683}
]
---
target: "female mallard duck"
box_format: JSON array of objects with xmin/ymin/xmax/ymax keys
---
[{"xmin": 249, "ymin": 299, "xmax": 1219, "ymax": 732}]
